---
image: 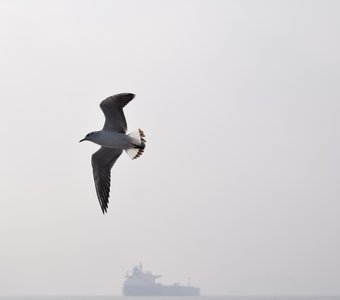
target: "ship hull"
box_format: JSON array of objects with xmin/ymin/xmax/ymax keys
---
[{"xmin": 123, "ymin": 285, "xmax": 200, "ymax": 296}]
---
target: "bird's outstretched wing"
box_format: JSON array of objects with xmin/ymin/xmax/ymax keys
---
[
  {"xmin": 91, "ymin": 147, "xmax": 123, "ymax": 213},
  {"xmin": 100, "ymin": 93, "xmax": 135, "ymax": 133}
]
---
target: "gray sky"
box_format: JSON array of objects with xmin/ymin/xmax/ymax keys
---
[{"xmin": 0, "ymin": 0, "xmax": 339, "ymax": 296}]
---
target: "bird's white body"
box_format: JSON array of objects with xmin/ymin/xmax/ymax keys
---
[{"xmin": 90, "ymin": 131, "xmax": 132, "ymax": 149}]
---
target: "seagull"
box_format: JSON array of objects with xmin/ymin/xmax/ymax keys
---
[{"xmin": 80, "ymin": 93, "xmax": 146, "ymax": 214}]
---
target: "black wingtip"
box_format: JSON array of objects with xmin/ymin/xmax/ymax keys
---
[
  {"xmin": 124, "ymin": 93, "xmax": 135, "ymax": 100},
  {"xmin": 116, "ymin": 92, "xmax": 135, "ymax": 99},
  {"xmin": 101, "ymin": 204, "xmax": 108, "ymax": 214}
]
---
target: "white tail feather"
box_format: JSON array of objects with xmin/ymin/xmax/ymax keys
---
[{"xmin": 126, "ymin": 129, "xmax": 146, "ymax": 160}]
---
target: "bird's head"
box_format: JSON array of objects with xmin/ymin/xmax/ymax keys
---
[{"xmin": 79, "ymin": 132, "xmax": 96, "ymax": 143}]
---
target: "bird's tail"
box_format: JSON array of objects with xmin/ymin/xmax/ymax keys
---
[{"xmin": 126, "ymin": 128, "xmax": 146, "ymax": 159}]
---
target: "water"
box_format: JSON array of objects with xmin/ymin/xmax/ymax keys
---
[{"xmin": 1, "ymin": 296, "xmax": 339, "ymax": 300}]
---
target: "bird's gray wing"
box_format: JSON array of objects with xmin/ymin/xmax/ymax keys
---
[
  {"xmin": 100, "ymin": 93, "xmax": 135, "ymax": 133},
  {"xmin": 91, "ymin": 147, "xmax": 123, "ymax": 214}
]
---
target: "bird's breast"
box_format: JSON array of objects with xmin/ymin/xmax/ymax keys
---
[{"xmin": 94, "ymin": 132, "xmax": 131, "ymax": 149}]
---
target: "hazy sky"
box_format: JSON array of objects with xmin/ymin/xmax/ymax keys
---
[{"xmin": 0, "ymin": 0, "xmax": 339, "ymax": 296}]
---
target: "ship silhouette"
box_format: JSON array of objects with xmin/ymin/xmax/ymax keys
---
[{"xmin": 123, "ymin": 263, "xmax": 200, "ymax": 296}]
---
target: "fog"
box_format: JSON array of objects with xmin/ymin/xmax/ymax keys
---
[{"xmin": 0, "ymin": 0, "xmax": 339, "ymax": 296}]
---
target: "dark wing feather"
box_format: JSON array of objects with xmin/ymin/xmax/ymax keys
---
[
  {"xmin": 100, "ymin": 93, "xmax": 135, "ymax": 133},
  {"xmin": 91, "ymin": 147, "xmax": 123, "ymax": 213}
]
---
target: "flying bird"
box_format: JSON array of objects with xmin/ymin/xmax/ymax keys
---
[{"xmin": 80, "ymin": 93, "xmax": 146, "ymax": 214}]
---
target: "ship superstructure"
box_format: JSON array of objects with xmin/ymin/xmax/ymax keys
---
[{"xmin": 123, "ymin": 264, "xmax": 200, "ymax": 296}]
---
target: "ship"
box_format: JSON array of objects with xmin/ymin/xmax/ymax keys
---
[{"xmin": 123, "ymin": 264, "xmax": 200, "ymax": 296}]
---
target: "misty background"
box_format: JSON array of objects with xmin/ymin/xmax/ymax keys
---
[{"xmin": 0, "ymin": 0, "xmax": 339, "ymax": 296}]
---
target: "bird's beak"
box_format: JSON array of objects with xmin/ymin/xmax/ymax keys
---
[{"xmin": 79, "ymin": 138, "xmax": 86, "ymax": 143}]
